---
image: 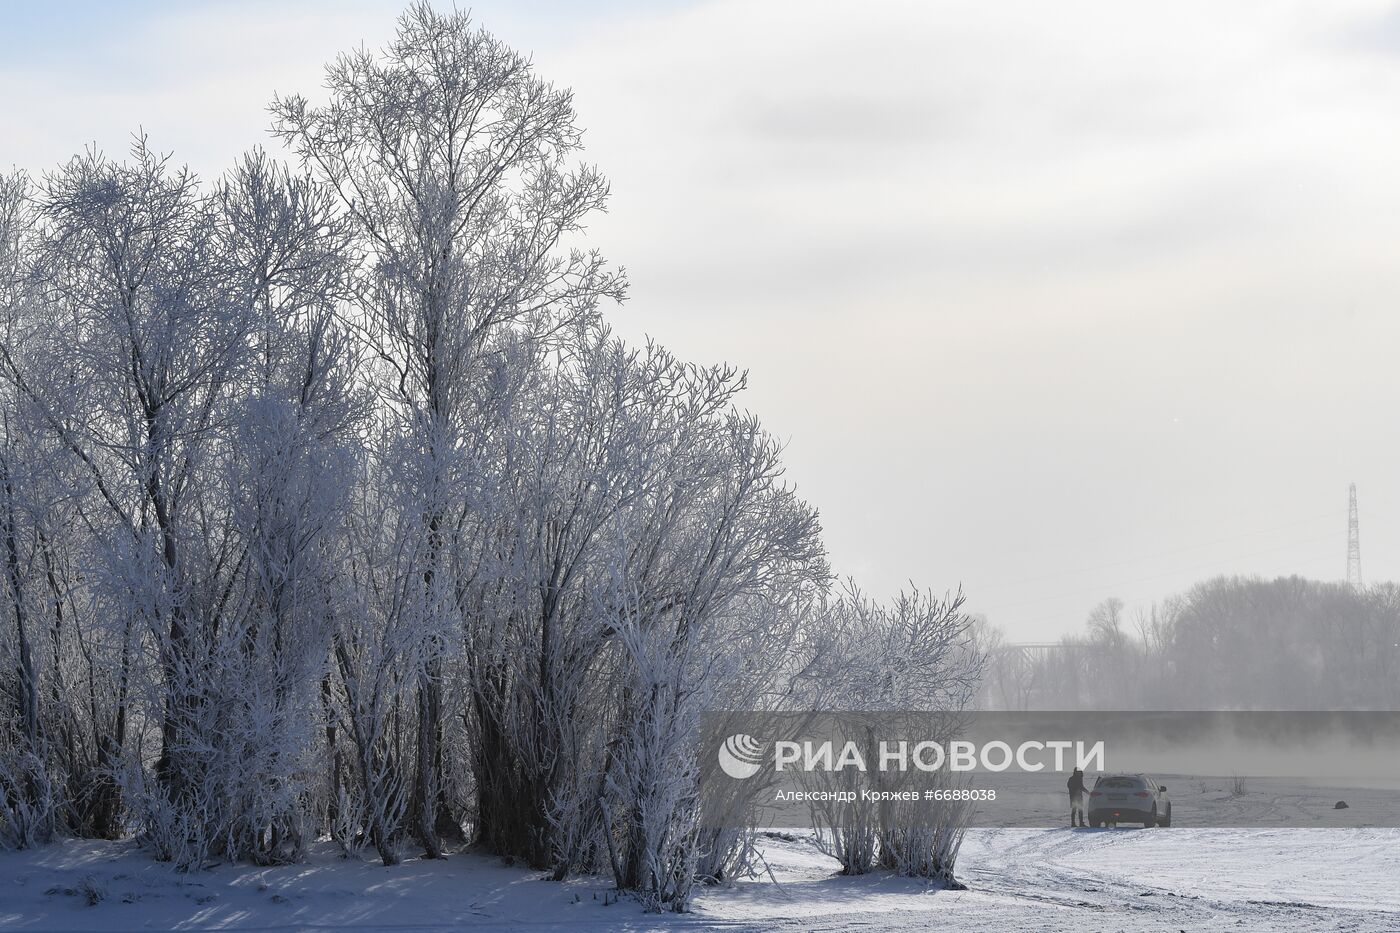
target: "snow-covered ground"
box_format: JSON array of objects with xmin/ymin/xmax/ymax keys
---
[
  {"xmin": 961, "ymin": 770, "xmax": 1400, "ymax": 827},
  {"xmin": 2, "ymin": 826, "xmax": 1396, "ymax": 931}
]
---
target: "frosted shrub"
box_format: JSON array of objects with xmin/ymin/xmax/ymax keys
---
[
  {"xmin": 0, "ymin": 749, "xmax": 58, "ymax": 850},
  {"xmin": 880, "ymin": 796, "xmax": 973, "ymax": 885}
]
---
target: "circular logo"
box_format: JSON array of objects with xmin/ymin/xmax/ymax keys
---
[{"xmin": 717, "ymin": 733, "xmax": 766, "ymax": 779}]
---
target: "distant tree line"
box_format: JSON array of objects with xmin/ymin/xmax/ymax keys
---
[{"xmin": 979, "ymin": 576, "xmax": 1400, "ymax": 710}]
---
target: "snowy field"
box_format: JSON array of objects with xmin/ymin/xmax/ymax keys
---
[
  {"xmin": 2, "ymin": 825, "xmax": 1397, "ymax": 932},
  {"xmin": 960, "ymin": 771, "xmax": 1400, "ymax": 827}
]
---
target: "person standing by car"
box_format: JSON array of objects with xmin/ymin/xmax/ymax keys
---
[{"xmin": 1067, "ymin": 767, "xmax": 1087, "ymax": 827}]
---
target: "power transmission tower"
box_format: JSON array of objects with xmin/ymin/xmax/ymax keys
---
[{"xmin": 1347, "ymin": 483, "xmax": 1363, "ymax": 590}]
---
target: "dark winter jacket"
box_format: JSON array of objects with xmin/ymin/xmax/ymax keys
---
[{"xmin": 1067, "ymin": 772, "xmax": 1086, "ymax": 796}]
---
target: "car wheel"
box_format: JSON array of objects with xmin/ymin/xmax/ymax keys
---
[
  {"xmin": 1160, "ymin": 804, "xmax": 1171, "ymax": 827},
  {"xmin": 1144, "ymin": 805, "xmax": 1157, "ymax": 828}
]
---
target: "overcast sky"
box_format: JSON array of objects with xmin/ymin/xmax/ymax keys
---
[{"xmin": 4, "ymin": 0, "xmax": 1399, "ymax": 641}]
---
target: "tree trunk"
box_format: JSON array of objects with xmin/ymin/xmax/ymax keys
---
[
  {"xmin": 2, "ymin": 456, "xmax": 39, "ymax": 752},
  {"xmin": 414, "ymin": 663, "xmax": 444, "ymax": 858}
]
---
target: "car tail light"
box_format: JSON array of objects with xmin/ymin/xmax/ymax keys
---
[{"xmin": 1134, "ymin": 791, "xmax": 1150, "ymax": 797}]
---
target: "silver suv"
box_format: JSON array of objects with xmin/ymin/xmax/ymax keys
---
[{"xmin": 1088, "ymin": 773, "xmax": 1172, "ymax": 828}]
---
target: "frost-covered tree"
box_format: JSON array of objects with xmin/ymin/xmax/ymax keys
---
[
  {"xmin": 205, "ymin": 151, "xmax": 364, "ymax": 864},
  {"xmin": 454, "ymin": 329, "xmax": 826, "ymax": 896},
  {"xmin": 0, "ymin": 141, "xmax": 265, "ymax": 860},
  {"xmin": 272, "ymin": 1, "xmax": 625, "ymax": 859},
  {"xmin": 0, "ymin": 142, "xmax": 367, "ymax": 865},
  {"xmin": 0, "ymin": 169, "xmax": 62, "ymax": 848},
  {"xmin": 0, "ymin": 180, "xmax": 125, "ymax": 837}
]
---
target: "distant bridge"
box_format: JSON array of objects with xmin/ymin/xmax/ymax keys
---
[{"xmin": 981, "ymin": 641, "xmax": 1112, "ymax": 709}]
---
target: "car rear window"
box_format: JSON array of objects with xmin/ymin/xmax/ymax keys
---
[{"xmin": 1096, "ymin": 777, "xmax": 1139, "ymax": 789}]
